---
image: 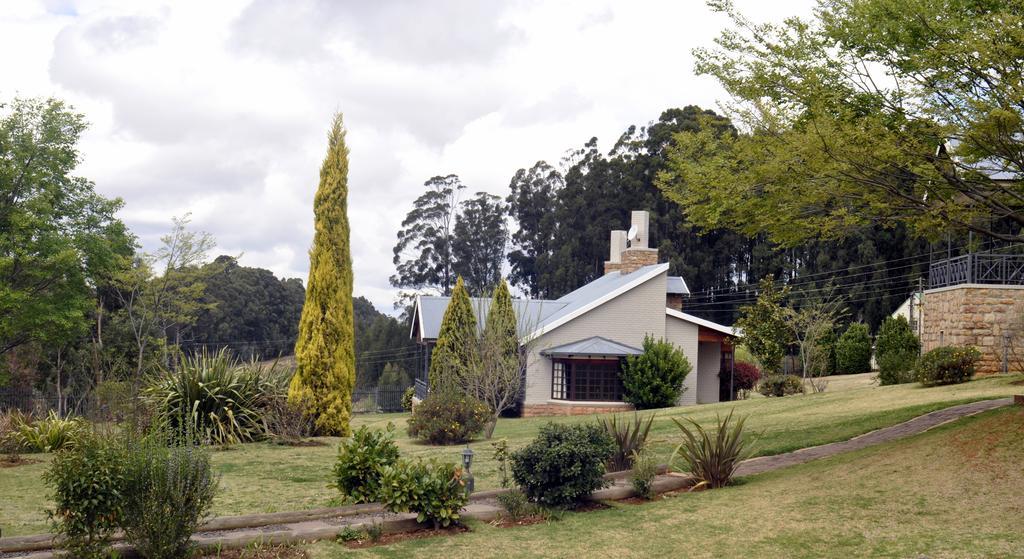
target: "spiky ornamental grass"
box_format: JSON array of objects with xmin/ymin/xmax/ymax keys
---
[
  {"xmin": 147, "ymin": 348, "xmax": 284, "ymax": 445},
  {"xmin": 670, "ymin": 410, "xmax": 752, "ymax": 489},
  {"xmin": 599, "ymin": 412, "xmax": 654, "ymax": 472},
  {"xmin": 288, "ymin": 113, "xmax": 356, "ymax": 436}
]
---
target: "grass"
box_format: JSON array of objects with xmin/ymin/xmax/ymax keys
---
[
  {"xmin": 305, "ymin": 405, "xmax": 1024, "ymax": 558},
  {"xmin": 1, "ymin": 372, "xmax": 1022, "ymax": 538}
]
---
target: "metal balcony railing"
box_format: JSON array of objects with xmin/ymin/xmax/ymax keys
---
[{"xmin": 929, "ymin": 253, "xmax": 1024, "ymax": 289}]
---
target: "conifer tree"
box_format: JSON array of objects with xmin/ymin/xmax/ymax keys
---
[
  {"xmin": 473, "ymin": 278, "xmax": 523, "ymax": 437},
  {"xmin": 289, "ymin": 113, "xmax": 355, "ymax": 436},
  {"xmin": 428, "ymin": 276, "xmax": 477, "ymax": 392}
]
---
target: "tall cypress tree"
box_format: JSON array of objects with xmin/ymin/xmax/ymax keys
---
[
  {"xmin": 429, "ymin": 276, "xmax": 477, "ymax": 392},
  {"xmin": 289, "ymin": 113, "xmax": 355, "ymax": 436}
]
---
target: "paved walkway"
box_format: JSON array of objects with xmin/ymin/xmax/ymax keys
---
[
  {"xmin": 735, "ymin": 397, "xmax": 1013, "ymax": 476},
  {"xmin": 2, "ymin": 397, "xmax": 1014, "ymax": 559}
]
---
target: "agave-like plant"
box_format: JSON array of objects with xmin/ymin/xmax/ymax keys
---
[
  {"xmin": 9, "ymin": 410, "xmax": 89, "ymax": 453},
  {"xmin": 147, "ymin": 348, "xmax": 286, "ymax": 445},
  {"xmin": 669, "ymin": 410, "xmax": 751, "ymax": 489},
  {"xmin": 599, "ymin": 412, "xmax": 655, "ymax": 472}
]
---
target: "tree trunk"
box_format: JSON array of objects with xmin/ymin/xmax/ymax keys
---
[{"xmin": 483, "ymin": 414, "xmax": 498, "ymax": 439}]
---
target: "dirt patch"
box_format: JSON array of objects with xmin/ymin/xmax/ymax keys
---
[
  {"xmin": 341, "ymin": 525, "xmax": 470, "ymax": 548},
  {"xmin": 489, "ymin": 515, "xmax": 548, "ymax": 528},
  {"xmin": 617, "ymin": 496, "xmax": 655, "ymax": 505},
  {"xmin": 0, "ymin": 457, "xmax": 39, "ymax": 468},
  {"xmin": 1010, "ymin": 379, "xmax": 1024, "ymax": 386},
  {"xmin": 197, "ymin": 543, "xmax": 308, "ymax": 558},
  {"xmin": 573, "ymin": 501, "xmax": 611, "ymax": 513}
]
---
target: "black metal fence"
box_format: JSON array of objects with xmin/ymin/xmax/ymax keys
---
[
  {"xmin": 929, "ymin": 253, "xmax": 1024, "ymax": 289},
  {"xmin": 352, "ymin": 386, "xmax": 410, "ymax": 414}
]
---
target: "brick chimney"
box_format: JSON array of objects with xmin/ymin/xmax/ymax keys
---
[{"xmin": 604, "ymin": 211, "xmax": 658, "ymax": 275}]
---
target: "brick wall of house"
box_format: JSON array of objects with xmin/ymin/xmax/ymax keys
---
[
  {"xmin": 666, "ymin": 293, "xmax": 684, "ymax": 311},
  {"xmin": 922, "ymin": 285, "xmax": 1024, "ymax": 374},
  {"xmin": 604, "ymin": 248, "xmax": 658, "ymax": 275},
  {"xmin": 521, "ymin": 402, "xmax": 634, "ymax": 417}
]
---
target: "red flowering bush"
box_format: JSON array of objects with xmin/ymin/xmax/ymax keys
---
[{"xmin": 732, "ymin": 362, "xmax": 761, "ymax": 392}]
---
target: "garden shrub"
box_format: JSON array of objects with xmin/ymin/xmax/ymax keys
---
[
  {"xmin": 510, "ymin": 423, "xmax": 615, "ymax": 507},
  {"xmin": 630, "ymin": 448, "xmax": 657, "ymax": 500},
  {"xmin": 835, "ymin": 323, "xmax": 872, "ymax": 374},
  {"xmin": 876, "ymin": 316, "xmax": 921, "ymax": 385},
  {"xmin": 401, "ymin": 387, "xmax": 415, "ymax": 412},
  {"xmin": 598, "ymin": 412, "xmax": 653, "ymax": 472},
  {"xmin": 378, "ymin": 458, "xmax": 468, "ymax": 528},
  {"xmin": 11, "ymin": 410, "xmax": 88, "ymax": 453},
  {"xmin": 915, "ymin": 346, "xmax": 981, "ymax": 387},
  {"xmin": 43, "ymin": 432, "xmax": 127, "ymax": 559},
  {"xmin": 264, "ymin": 393, "xmax": 315, "ymax": 445},
  {"xmin": 670, "ymin": 411, "xmax": 751, "ymax": 489},
  {"xmin": 757, "ymin": 374, "xmax": 804, "ymax": 397},
  {"xmin": 406, "ymin": 390, "xmax": 489, "ymax": 445},
  {"xmin": 122, "ymin": 434, "xmax": 218, "ymax": 559},
  {"xmin": 333, "ymin": 424, "xmax": 400, "ymax": 503},
  {"xmin": 0, "ymin": 410, "xmax": 28, "ymax": 462},
  {"xmin": 146, "ymin": 348, "xmax": 283, "ymax": 445},
  {"xmin": 621, "ymin": 335, "xmax": 691, "ymax": 409},
  {"xmin": 91, "ymin": 379, "xmax": 135, "ymax": 422},
  {"xmin": 496, "ymin": 489, "xmax": 536, "ymax": 520},
  {"xmin": 723, "ymin": 361, "xmax": 761, "ymax": 397}
]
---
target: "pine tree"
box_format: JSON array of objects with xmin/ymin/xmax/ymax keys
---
[
  {"xmin": 473, "ymin": 279, "xmax": 523, "ymax": 437},
  {"xmin": 429, "ymin": 276, "xmax": 477, "ymax": 392},
  {"xmin": 288, "ymin": 113, "xmax": 355, "ymax": 436}
]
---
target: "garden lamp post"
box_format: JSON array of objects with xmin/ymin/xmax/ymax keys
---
[{"xmin": 462, "ymin": 446, "xmax": 475, "ymax": 496}]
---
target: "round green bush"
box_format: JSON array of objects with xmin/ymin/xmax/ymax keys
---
[
  {"xmin": 401, "ymin": 387, "xmax": 415, "ymax": 412},
  {"xmin": 757, "ymin": 374, "xmax": 804, "ymax": 397},
  {"xmin": 621, "ymin": 335, "xmax": 692, "ymax": 409},
  {"xmin": 835, "ymin": 323, "xmax": 872, "ymax": 374},
  {"xmin": 406, "ymin": 391, "xmax": 489, "ymax": 445},
  {"xmin": 334, "ymin": 424, "xmax": 400, "ymax": 503},
  {"xmin": 915, "ymin": 346, "xmax": 980, "ymax": 387},
  {"xmin": 378, "ymin": 458, "xmax": 468, "ymax": 528},
  {"xmin": 510, "ymin": 422, "xmax": 615, "ymax": 507},
  {"xmin": 876, "ymin": 316, "xmax": 921, "ymax": 385}
]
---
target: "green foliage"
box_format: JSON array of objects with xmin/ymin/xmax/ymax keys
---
[
  {"xmin": 630, "ymin": 448, "xmax": 658, "ymax": 500},
  {"xmin": 147, "ymin": 348, "xmax": 282, "ymax": 445},
  {"xmin": 468, "ymin": 279, "xmax": 524, "ymax": 435},
  {"xmin": 598, "ymin": 412, "xmax": 654, "ymax": 472},
  {"xmin": 337, "ymin": 526, "xmax": 363, "ymax": 543},
  {"xmin": 658, "ymin": 0, "xmax": 1024, "ymax": 246},
  {"xmin": 916, "ymin": 346, "xmax": 981, "ymax": 387},
  {"xmin": 491, "ymin": 438, "xmax": 512, "ymax": 488},
  {"xmin": 377, "ymin": 458, "xmax": 468, "ymax": 528},
  {"xmin": 506, "ymin": 161, "xmax": 563, "ymax": 299},
  {"xmin": 670, "ymin": 411, "xmax": 751, "ymax": 489},
  {"xmin": 428, "ymin": 276, "xmax": 478, "ymax": 392},
  {"xmin": 0, "ymin": 97, "xmax": 133, "ymax": 360},
  {"xmin": 0, "ymin": 409, "xmax": 27, "ymax": 462},
  {"xmin": 121, "ymin": 435, "xmax": 218, "ymax": 559},
  {"xmin": 289, "ymin": 113, "xmax": 356, "ymax": 437},
  {"xmin": 735, "ymin": 277, "xmax": 791, "ymax": 374},
  {"xmin": 876, "ymin": 316, "xmax": 921, "ymax": 385},
  {"xmin": 378, "ymin": 362, "xmax": 411, "ymax": 389},
  {"xmin": 10, "ymin": 410, "xmax": 88, "ymax": 453},
  {"xmin": 757, "ymin": 375, "xmax": 804, "ymax": 397},
  {"xmin": 43, "ymin": 432, "xmax": 127, "ymax": 559},
  {"xmin": 452, "ymin": 192, "xmax": 509, "ymax": 295},
  {"xmin": 391, "ymin": 174, "xmax": 465, "ymax": 296},
  {"xmin": 333, "ymin": 424, "xmax": 401, "ymax": 504},
  {"xmin": 496, "ymin": 489, "xmax": 537, "ymax": 520},
  {"xmin": 354, "ymin": 296, "xmax": 418, "ymax": 389},
  {"xmin": 407, "ymin": 391, "xmax": 489, "ymax": 445},
  {"xmin": 836, "ymin": 323, "xmax": 872, "ymax": 374},
  {"xmin": 510, "ymin": 423, "xmax": 615, "ymax": 507},
  {"xmin": 621, "ymin": 335, "xmax": 691, "ymax": 409},
  {"xmin": 401, "ymin": 387, "xmax": 415, "ymax": 412}
]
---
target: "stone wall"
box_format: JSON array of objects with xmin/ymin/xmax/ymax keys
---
[
  {"xmin": 604, "ymin": 247, "xmax": 658, "ymax": 275},
  {"xmin": 922, "ymin": 285, "xmax": 1024, "ymax": 374},
  {"xmin": 521, "ymin": 402, "xmax": 634, "ymax": 417}
]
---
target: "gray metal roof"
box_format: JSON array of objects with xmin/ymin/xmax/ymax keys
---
[
  {"xmin": 667, "ymin": 276, "xmax": 689, "ymax": 294},
  {"xmin": 540, "ymin": 336, "xmax": 642, "ymax": 358},
  {"xmin": 413, "ymin": 263, "xmax": 671, "ymax": 341}
]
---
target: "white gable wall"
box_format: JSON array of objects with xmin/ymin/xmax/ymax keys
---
[
  {"xmin": 665, "ymin": 314, "xmax": 699, "ymax": 406},
  {"xmin": 696, "ymin": 342, "xmax": 721, "ymax": 404},
  {"xmin": 523, "ymin": 271, "xmax": 668, "ymax": 405}
]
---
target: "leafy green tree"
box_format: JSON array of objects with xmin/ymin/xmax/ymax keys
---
[
  {"xmin": 352, "ymin": 296, "xmax": 417, "ymax": 388},
  {"xmin": 391, "ymin": 175, "xmax": 464, "ymax": 296},
  {"xmin": 621, "ymin": 335, "xmax": 691, "ymax": 409},
  {"xmin": 452, "ymin": 192, "xmax": 508, "ymax": 296},
  {"xmin": 0, "ymin": 98, "xmax": 133, "ymax": 360},
  {"xmin": 836, "ymin": 323, "xmax": 872, "ymax": 375},
  {"xmin": 289, "ymin": 113, "xmax": 355, "ymax": 436},
  {"xmin": 735, "ymin": 276, "xmax": 791, "ymax": 374},
  {"xmin": 783, "ymin": 292, "xmax": 846, "ymax": 392},
  {"xmin": 659, "ymin": 0, "xmax": 1024, "ymax": 246},
  {"xmin": 428, "ymin": 276, "xmax": 477, "ymax": 393},
  {"xmin": 378, "ymin": 362, "xmax": 411, "ymax": 389},
  {"xmin": 468, "ymin": 279, "xmax": 523, "ymax": 437},
  {"xmin": 876, "ymin": 315, "xmax": 921, "ymax": 385},
  {"xmin": 506, "ymin": 161, "xmax": 563, "ymax": 298}
]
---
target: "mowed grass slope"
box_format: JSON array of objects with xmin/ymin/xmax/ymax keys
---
[
  {"xmin": 1, "ymin": 373, "xmax": 1022, "ymax": 537},
  {"xmin": 308, "ymin": 405, "xmax": 1024, "ymax": 559}
]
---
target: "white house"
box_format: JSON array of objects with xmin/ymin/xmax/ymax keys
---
[{"xmin": 409, "ymin": 211, "xmax": 738, "ymax": 416}]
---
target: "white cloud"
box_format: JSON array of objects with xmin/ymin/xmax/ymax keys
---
[{"xmin": 0, "ymin": 0, "xmax": 815, "ymax": 314}]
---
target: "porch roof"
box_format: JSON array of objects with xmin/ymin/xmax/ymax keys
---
[{"xmin": 540, "ymin": 336, "xmax": 643, "ymax": 359}]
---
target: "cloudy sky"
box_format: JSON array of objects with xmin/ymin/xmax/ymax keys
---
[{"xmin": 1, "ymin": 0, "xmax": 813, "ymax": 314}]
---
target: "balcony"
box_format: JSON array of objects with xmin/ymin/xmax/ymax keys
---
[{"xmin": 928, "ymin": 252, "xmax": 1024, "ymax": 289}]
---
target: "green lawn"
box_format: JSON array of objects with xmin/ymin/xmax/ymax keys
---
[
  {"xmin": 2, "ymin": 373, "xmax": 1022, "ymax": 538},
  {"xmin": 306, "ymin": 405, "xmax": 1024, "ymax": 559}
]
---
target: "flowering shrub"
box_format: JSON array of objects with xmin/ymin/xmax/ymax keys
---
[
  {"xmin": 407, "ymin": 391, "xmax": 489, "ymax": 445},
  {"xmin": 915, "ymin": 346, "xmax": 980, "ymax": 386},
  {"xmin": 731, "ymin": 361, "xmax": 761, "ymax": 392}
]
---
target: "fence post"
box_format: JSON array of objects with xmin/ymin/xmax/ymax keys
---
[{"xmin": 967, "ymin": 253, "xmax": 974, "ymax": 284}]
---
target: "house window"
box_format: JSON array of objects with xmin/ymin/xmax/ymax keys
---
[{"xmin": 551, "ymin": 359, "xmax": 623, "ymax": 402}]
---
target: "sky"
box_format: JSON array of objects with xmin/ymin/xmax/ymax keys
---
[{"xmin": 0, "ymin": 0, "xmax": 815, "ymax": 314}]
